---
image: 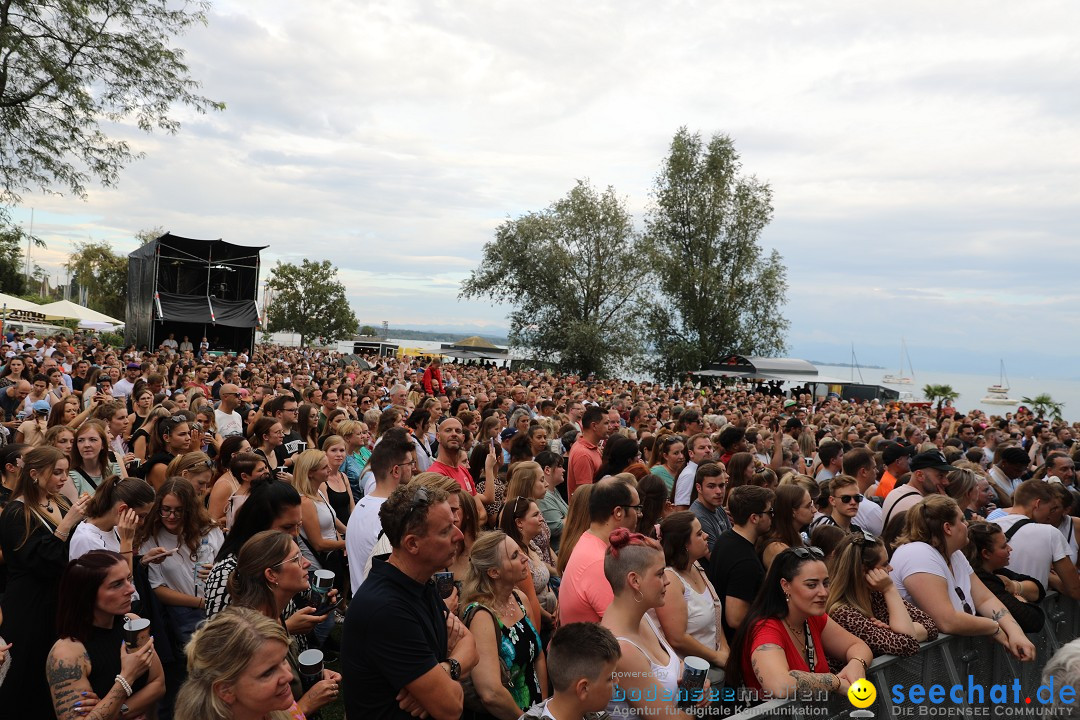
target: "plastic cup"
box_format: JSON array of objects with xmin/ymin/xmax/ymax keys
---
[
  {"xmin": 433, "ymin": 571, "xmax": 455, "ymax": 599},
  {"xmin": 313, "ymin": 569, "xmax": 335, "ymax": 592},
  {"xmin": 123, "ymin": 617, "xmax": 150, "ymax": 650},
  {"xmin": 682, "ymin": 655, "xmax": 709, "ymax": 697}
]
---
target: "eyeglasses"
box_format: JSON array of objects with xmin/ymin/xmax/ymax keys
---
[
  {"xmin": 272, "ymin": 552, "xmax": 304, "ymax": 568},
  {"xmin": 837, "ymin": 494, "xmax": 864, "ymax": 505},
  {"xmin": 621, "ymin": 504, "xmax": 644, "ymax": 513},
  {"xmin": 955, "ymin": 585, "xmax": 974, "ymax": 615},
  {"xmin": 789, "ymin": 546, "xmax": 825, "ymax": 560},
  {"xmin": 159, "ymin": 507, "xmax": 184, "ymax": 518},
  {"xmin": 758, "ymin": 508, "xmax": 775, "ymax": 517}
]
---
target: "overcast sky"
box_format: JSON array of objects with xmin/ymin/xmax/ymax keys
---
[{"xmin": 10, "ymin": 1, "xmax": 1080, "ymax": 378}]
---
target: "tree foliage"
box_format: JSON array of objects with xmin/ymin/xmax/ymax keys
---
[
  {"xmin": 0, "ymin": 0, "xmax": 222, "ymax": 205},
  {"xmin": 67, "ymin": 240, "xmax": 128, "ymax": 320},
  {"xmin": 643, "ymin": 128, "xmax": 789, "ymax": 383},
  {"xmin": 1021, "ymin": 393, "xmax": 1064, "ymax": 422},
  {"xmin": 0, "ymin": 221, "xmax": 45, "ymax": 295},
  {"xmin": 460, "ymin": 180, "xmax": 648, "ymax": 376},
  {"xmin": 266, "ymin": 260, "xmax": 358, "ymax": 346}
]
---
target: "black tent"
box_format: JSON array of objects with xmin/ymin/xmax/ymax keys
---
[{"xmin": 126, "ymin": 233, "xmax": 266, "ymax": 352}]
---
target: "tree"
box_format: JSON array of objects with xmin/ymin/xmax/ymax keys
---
[
  {"xmin": 67, "ymin": 241, "xmax": 128, "ymax": 319},
  {"xmin": 922, "ymin": 384, "xmax": 960, "ymax": 413},
  {"xmin": 0, "ymin": 1, "xmax": 222, "ymax": 207},
  {"xmin": 0, "ymin": 222, "xmax": 45, "ymax": 295},
  {"xmin": 266, "ymin": 260, "xmax": 358, "ymax": 346},
  {"xmin": 642, "ymin": 128, "xmax": 789, "ymax": 383},
  {"xmin": 460, "ymin": 180, "xmax": 649, "ymax": 376},
  {"xmin": 1021, "ymin": 393, "xmax": 1064, "ymax": 421}
]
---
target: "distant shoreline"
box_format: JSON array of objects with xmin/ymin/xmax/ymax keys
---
[{"xmin": 811, "ymin": 360, "xmax": 886, "ymax": 370}]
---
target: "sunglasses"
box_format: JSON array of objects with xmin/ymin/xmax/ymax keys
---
[
  {"xmin": 955, "ymin": 585, "xmax": 974, "ymax": 615},
  {"xmin": 837, "ymin": 494, "xmax": 864, "ymax": 505},
  {"xmin": 790, "ymin": 546, "xmax": 825, "ymax": 560}
]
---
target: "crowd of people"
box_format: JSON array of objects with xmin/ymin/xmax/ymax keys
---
[{"xmin": 2, "ymin": 328, "xmax": 1080, "ymax": 719}]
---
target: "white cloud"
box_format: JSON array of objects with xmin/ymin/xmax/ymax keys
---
[{"xmin": 9, "ymin": 0, "xmax": 1080, "ymax": 374}]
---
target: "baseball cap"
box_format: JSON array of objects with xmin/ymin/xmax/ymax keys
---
[
  {"xmin": 882, "ymin": 442, "xmax": 916, "ymax": 465},
  {"xmin": 499, "ymin": 428, "xmax": 518, "ymax": 441},
  {"xmin": 126, "ymin": 362, "xmax": 141, "ymax": 370},
  {"xmin": 783, "ymin": 399, "xmax": 797, "ymax": 409},
  {"xmin": 910, "ymin": 450, "xmax": 957, "ymax": 473},
  {"xmin": 33, "ymin": 399, "xmax": 51, "ymax": 415}
]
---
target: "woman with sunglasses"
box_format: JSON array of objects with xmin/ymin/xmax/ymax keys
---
[
  {"xmin": 166, "ymin": 451, "xmax": 216, "ymax": 501},
  {"xmin": 889, "ymin": 495, "xmax": 1035, "ymax": 660},
  {"xmin": 228, "ymin": 530, "xmax": 342, "ymax": 717},
  {"xmin": 726, "ymin": 546, "xmax": 872, "ymax": 700},
  {"xmin": 825, "ymin": 533, "xmax": 937, "ymax": 661},
  {"xmin": 143, "ymin": 414, "xmax": 192, "ymax": 490},
  {"xmin": 136, "ymin": 479, "xmax": 224, "ymax": 646}
]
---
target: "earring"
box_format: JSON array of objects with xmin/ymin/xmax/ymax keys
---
[
  {"xmin": 632, "ymin": 590, "xmax": 643, "ymax": 604},
  {"xmin": 784, "ymin": 594, "xmax": 790, "ymax": 602}
]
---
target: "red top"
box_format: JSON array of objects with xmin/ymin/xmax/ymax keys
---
[
  {"xmin": 741, "ymin": 614, "xmax": 830, "ymax": 691},
  {"xmin": 429, "ymin": 460, "xmax": 475, "ymax": 495},
  {"xmin": 422, "ymin": 365, "xmax": 443, "ymax": 395},
  {"xmin": 567, "ymin": 437, "xmax": 601, "ymax": 497}
]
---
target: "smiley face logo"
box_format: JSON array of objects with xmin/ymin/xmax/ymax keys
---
[{"xmin": 848, "ymin": 678, "xmax": 877, "ymax": 708}]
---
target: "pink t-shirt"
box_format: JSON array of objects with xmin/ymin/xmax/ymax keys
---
[
  {"xmin": 429, "ymin": 460, "xmax": 476, "ymax": 495},
  {"xmin": 558, "ymin": 531, "xmax": 612, "ymax": 624}
]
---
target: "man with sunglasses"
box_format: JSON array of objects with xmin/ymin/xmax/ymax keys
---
[
  {"xmin": 809, "ymin": 475, "xmax": 865, "ymax": 534},
  {"xmin": 214, "ymin": 383, "xmax": 245, "ymax": 438},
  {"xmin": 707, "ymin": 485, "xmax": 775, "ymax": 643}
]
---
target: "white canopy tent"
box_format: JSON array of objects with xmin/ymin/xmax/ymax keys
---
[
  {"xmin": 0, "ymin": 293, "xmax": 77, "ymax": 322},
  {"xmin": 36, "ymin": 300, "xmax": 123, "ymax": 330}
]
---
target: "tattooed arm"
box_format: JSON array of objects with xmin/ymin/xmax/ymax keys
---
[
  {"xmin": 47, "ymin": 639, "xmax": 127, "ymax": 720},
  {"xmin": 971, "ymin": 572, "xmax": 1035, "ymax": 661},
  {"xmin": 751, "ymin": 644, "xmax": 840, "ymax": 698}
]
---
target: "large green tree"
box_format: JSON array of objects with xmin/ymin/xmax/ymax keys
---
[
  {"xmin": 266, "ymin": 260, "xmax": 358, "ymax": 346},
  {"xmin": 460, "ymin": 180, "xmax": 649, "ymax": 376},
  {"xmin": 643, "ymin": 128, "xmax": 789, "ymax": 383},
  {"xmin": 0, "ymin": 0, "xmax": 221, "ymax": 206},
  {"xmin": 67, "ymin": 240, "xmax": 128, "ymax": 319},
  {"xmin": 0, "ymin": 222, "xmax": 45, "ymax": 295}
]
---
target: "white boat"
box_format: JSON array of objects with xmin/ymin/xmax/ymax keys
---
[
  {"xmin": 882, "ymin": 339, "xmax": 915, "ymax": 385},
  {"xmin": 982, "ymin": 360, "xmax": 1019, "ymax": 405}
]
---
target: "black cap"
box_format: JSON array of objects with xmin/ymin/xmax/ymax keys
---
[
  {"xmin": 910, "ymin": 450, "xmax": 957, "ymax": 473},
  {"xmin": 882, "ymin": 442, "xmax": 916, "ymax": 465}
]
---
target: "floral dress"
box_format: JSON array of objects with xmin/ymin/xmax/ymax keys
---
[{"xmin": 464, "ymin": 595, "xmax": 543, "ymax": 712}]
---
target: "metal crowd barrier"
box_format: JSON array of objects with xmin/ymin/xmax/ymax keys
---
[{"xmin": 725, "ymin": 593, "xmax": 1080, "ymax": 719}]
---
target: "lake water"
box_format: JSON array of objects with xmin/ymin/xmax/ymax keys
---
[{"xmin": 387, "ymin": 339, "xmax": 1080, "ymax": 421}]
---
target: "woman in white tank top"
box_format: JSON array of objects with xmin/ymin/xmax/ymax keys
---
[{"xmin": 601, "ymin": 528, "xmax": 704, "ymax": 719}]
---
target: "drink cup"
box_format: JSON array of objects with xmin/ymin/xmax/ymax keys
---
[
  {"xmin": 313, "ymin": 569, "xmax": 335, "ymax": 592},
  {"xmin": 297, "ymin": 649, "xmax": 324, "ymax": 691},
  {"xmin": 682, "ymin": 656, "xmax": 709, "ymax": 698},
  {"xmin": 123, "ymin": 617, "xmax": 151, "ymax": 650},
  {"xmin": 434, "ymin": 571, "xmax": 455, "ymax": 599}
]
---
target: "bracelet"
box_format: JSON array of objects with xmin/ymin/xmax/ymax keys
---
[
  {"xmin": 852, "ymin": 657, "xmax": 869, "ymax": 673},
  {"xmin": 831, "ymin": 674, "xmax": 840, "ymax": 691},
  {"xmin": 120, "ymin": 550, "xmax": 133, "ymax": 555},
  {"xmin": 115, "ymin": 674, "xmax": 133, "ymax": 697},
  {"xmin": 56, "ymin": 530, "xmax": 70, "ymax": 540}
]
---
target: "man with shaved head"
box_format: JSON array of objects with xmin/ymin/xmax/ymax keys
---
[{"xmin": 215, "ymin": 382, "xmax": 245, "ymax": 438}]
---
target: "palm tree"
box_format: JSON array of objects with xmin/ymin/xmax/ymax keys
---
[
  {"xmin": 922, "ymin": 384, "xmax": 959, "ymax": 414},
  {"xmin": 1021, "ymin": 393, "xmax": 1064, "ymax": 421}
]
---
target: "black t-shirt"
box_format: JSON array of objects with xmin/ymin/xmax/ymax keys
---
[
  {"xmin": 0, "ymin": 389, "xmax": 21, "ymax": 421},
  {"xmin": 342, "ymin": 559, "xmax": 448, "ymax": 720},
  {"xmin": 71, "ymin": 376, "xmax": 86, "ymax": 394},
  {"xmin": 138, "ymin": 452, "xmax": 175, "ymax": 480},
  {"xmin": 707, "ymin": 529, "xmax": 765, "ymax": 642},
  {"xmin": 275, "ymin": 429, "xmax": 306, "ymax": 467}
]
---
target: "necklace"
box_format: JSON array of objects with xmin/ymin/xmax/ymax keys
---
[
  {"xmin": 41, "ymin": 498, "xmax": 55, "ymax": 513},
  {"xmin": 784, "ymin": 618, "xmax": 805, "ymax": 642}
]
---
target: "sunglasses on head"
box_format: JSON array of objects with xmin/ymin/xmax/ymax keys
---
[{"xmin": 790, "ymin": 546, "xmax": 825, "ymax": 560}]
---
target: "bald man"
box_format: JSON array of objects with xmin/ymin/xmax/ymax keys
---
[{"xmin": 215, "ymin": 383, "xmax": 245, "ymax": 438}]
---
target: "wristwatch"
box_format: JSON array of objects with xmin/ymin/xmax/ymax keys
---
[{"xmin": 444, "ymin": 658, "xmax": 461, "ymax": 680}]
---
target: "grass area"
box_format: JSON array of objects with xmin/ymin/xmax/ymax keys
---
[{"xmin": 320, "ymin": 621, "xmax": 346, "ymax": 720}]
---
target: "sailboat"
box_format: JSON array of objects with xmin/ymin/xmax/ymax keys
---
[
  {"xmin": 982, "ymin": 360, "xmax": 1019, "ymax": 405},
  {"xmin": 882, "ymin": 339, "xmax": 915, "ymax": 385}
]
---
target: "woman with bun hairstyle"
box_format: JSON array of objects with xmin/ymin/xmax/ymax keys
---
[
  {"xmin": 889, "ymin": 495, "xmax": 1035, "ymax": 659},
  {"xmin": 601, "ymin": 527, "xmax": 703, "ymax": 718},
  {"xmin": 69, "ymin": 475, "xmax": 155, "ymax": 570}
]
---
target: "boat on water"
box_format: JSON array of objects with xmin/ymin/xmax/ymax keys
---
[
  {"xmin": 982, "ymin": 360, "xmax": 1019, "ymax": 405},
  {"xmin": 882, "ymin": 339, "xmax": 915, "ymax": 385}
]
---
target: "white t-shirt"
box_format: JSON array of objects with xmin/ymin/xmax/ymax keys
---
[
  {"xmin": 674, "ymin": 461, "xmax": 698, "ymax": 506},
  {"xmin": 855, "ymin": 496, "xmax": 884, "ymax": 537},
  {"xmin": 112, "ymin": 377, "xmax": 136, "ymax": 398},
  {"xmin": 992, "ymin": 514, "xmax": 1067, "ymax": 588},
  {"xmin": 139, "ymin": 527, "xmax": 225, "ymax": 596},
  {"xmin": 69, "ymin": 521, "xmax": 121, "ymax": 560},
  {"xmin": 890, "ymin": 542, "xmax": 975, "ymax": 615},
  {"xmin": 346, "ymin": 494, "xmax": 387, "ymax": 593},
  {"xmin": 215, "ymin": 408, "xmax": 244, "ymax": 438}
]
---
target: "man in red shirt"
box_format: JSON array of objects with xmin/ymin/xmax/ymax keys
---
[
  {"xmin": 567, "ymin": 405, "xmax": 610, "ymax": 497},
  {"xmin": 428, "ymin": 417, "xmax": 474, "ymax": 493},
  {"xmin": 422, "ymin": 358, "xmax": 443, "ymax": 395}
]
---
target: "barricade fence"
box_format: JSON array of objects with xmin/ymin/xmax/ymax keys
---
[{"xmin": 724, "ymin": 593, "xmax": 1080, "ymax": 719}]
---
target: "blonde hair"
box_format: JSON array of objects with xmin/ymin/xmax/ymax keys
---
[
  {"xmin": 166, "ymin": 451, "xmax": 213, "ymax": 479},
  {"xmin": 826, "ymin": 534, "xmax": 884, "ymax": 616},
  {"xmin": 557, "ymin": 484, "xmax": 594, "ymax": 576},
  {"xmin": 895, "ymin": 495, "xmax": 961, "ymax": 557},
  {"xmin": 174, "ymin": 607, "xmax": 294, "ymax": 720},
  {"xmin": 292, "ymin": 449, "xmax": 328, "ymax": 501},
  {"xmin": 505, "ymin": 461, "xmax": 543, "ymax": 501},
  {"xmin": 461, "ymin": 530, "xmax": 509, "ymax": 611}
]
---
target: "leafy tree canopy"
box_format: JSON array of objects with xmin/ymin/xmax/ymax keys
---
[{"xmin": 266, "ymin": 259, "xmax": 358, "ymax": 347}]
